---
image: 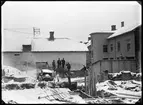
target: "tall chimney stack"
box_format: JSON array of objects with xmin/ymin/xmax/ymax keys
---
[
  {"xmin": 111, "ymin": 25, "xmax": 116, "ymax": 31},
  {"xmin": 49, "ymin": 31, "xmax": 54, "ymax": 41},
  {"xmin": 121, "ymin": 21, "xmax": 124, "ymax": 27}
]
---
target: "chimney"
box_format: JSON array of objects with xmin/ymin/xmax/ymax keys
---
[
  {"xmin": 121, "ymin": 21, "xmax": 124, "ymax": 27},
  {"xmin": 49, "ymin": 31, "xmax": 54, "ymax": 41},
  {"xmin": 111, "ymin": 25, "xmax": 116, "ymax": 31}
]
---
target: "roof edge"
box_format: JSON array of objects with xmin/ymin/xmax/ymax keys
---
[{"xmin": 90, "ymin": 32, "xmax": 114, "ymax": 35}]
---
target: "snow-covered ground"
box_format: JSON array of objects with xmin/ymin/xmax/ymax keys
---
[
  {"xmin": 96, "ymin": 80, "xmax": 141, "ymax": 97},
  {"xmin": 2, "ymin": 65, "xmax": 142, "ymax": 104},
  {"xmin": 2, "ymin": 87, "xmax": 86, "ymax": 104}
]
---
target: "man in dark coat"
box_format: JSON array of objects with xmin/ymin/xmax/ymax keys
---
[
  {"xmin": 57, "ymin": 58, "xmax": 61, "ymax": 68},
  {"xmin": 61, "ymin": 58, "xmax": 65, "ymax": 68},
  {"xmin": 66, "ymin": 62, "xmax": 71, "ymax": 71},
  {"xmin": 66, "ymin": 62, "xmax": 71, "ymax": 88}
]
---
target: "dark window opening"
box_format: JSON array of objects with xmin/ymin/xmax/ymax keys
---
[
  {"xmin": 126, "ymin": 57, "xmax": 135, "ymax": 60},
  {"xmin": 117, "ymin": 42, "xmax": 120, "ymax": 52},
  {"xmin": 121, "ymin": 57, "xmax": 124, "ymax": 59},
  {"xmin": 127, "ymin": 43, "xmax": 131, "ymax": 52},
  {"xmin": 110, "ymin": 58, "xmax": 113, "ymax": 59},
  {"xmin": 103, "ymin": 45, "xmax": 108, "ymax": 52},
  {"xmin": 110, "ymin": 44, "xmax": 113, "ymax": 52},
  {"xmin": 14, "ymin": 54, "xmax": 20, "ymax": 56},
  {"xmin": 23, "ymin": 45, "xmax": 31, "ymax": 52},
  {"xmin": 103, "ymin": 58, "xmax": 108, "ymax": 60}
]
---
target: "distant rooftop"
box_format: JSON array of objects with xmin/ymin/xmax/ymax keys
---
[
  {"xmin": 108, "ymin": 23, "xmax": 141, "ymax": 39},
  {"xmin": 2, "ymin": 29, "xmax": 88, "ymax": 52},
  {"xmin": 90, "ymin": 30, "xmax": 115, "ymax": 35}
]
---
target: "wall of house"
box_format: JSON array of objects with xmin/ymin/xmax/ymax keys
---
[
  {"xmin": 100, "ymin": 60, "xmax": 136, "ymax": 73},
  {"xmin": 2, "ymin": 52, "xmax": 87, "ymax": 71},
  {"xmin": 86, "ymin": 45, "xmax": 91, "ymax": 68},
  {"xmin": 108, "ymin": 31, "xmax": 135, "ymax": 59},
  {"xmin": 90, "ymin": 33, "xmax": 113, "ymax": 63}
]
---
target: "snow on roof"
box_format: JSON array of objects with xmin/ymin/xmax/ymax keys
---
[
  {"xmin": 2, "ymin": 30, "xmax": 32, "ymax": 52},
  {"xmin": 108, "ymin": 23, "xmax": 141, "ymax": 39},
  {"xmin": 2, "ymin": 30, "xmax": 88, "ymax": 52},
  {"xmin": 32, "ymin": 38, "xmax": 88, "ymax": 52},
  {"xmin": 90, "ymin": 30, "xmax": 115, "ymax": 35}
]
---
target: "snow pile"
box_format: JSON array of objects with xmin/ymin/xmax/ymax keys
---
[
  {"xmin": 96, "ymin": 80, "xmax": 141, "ymax": 99},
  {"xmin": 2, "ymin": 65, "xmax": 37, "ymax": 84},
  {"xmin": 108, "ymin": 71, "xmax": 142, "ymax": 81},
  {"xmin": 2, "ymin": 65, "xmax": 25, "ymax": 78}
]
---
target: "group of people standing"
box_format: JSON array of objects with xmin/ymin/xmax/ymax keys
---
[{"xmin": 52, "ymin": 58, "xmax": 71, "ymax": 71}]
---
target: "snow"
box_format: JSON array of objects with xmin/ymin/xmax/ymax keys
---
[
  {"xmin": 2, "ymin": 66, "xmax": 141, "ymax": 104},
  {"xmin": 108, "ymin": 22, "xmax": 141, "ymax": 39},
  {"xmin": 57, "ymin": 77, "xmax": 84, "ymax": 83},
  {"xmin": 2, "ymin": 29, "xmax": 88, "ymax": 52},
  {"xmin": 32, "ymin": 38, "xmax": 88, "ymax": 51},
  {"xmin": 2, "ymin": 88, "xmax": 86, "ymax": 104},
  {"xmin": 42, "ymin": 69, "xmax": 54, "ymax": 73},
  {"xmin": 2, "ymin": 65, "xmax": 27, "ymax": 78},
  {"xmin": 96, "ymin": 80, "xmax": 141, "ymax": 98},
  {"xmin": 2, "ymin": 88, "xmax": 61, "ymax": 104}
]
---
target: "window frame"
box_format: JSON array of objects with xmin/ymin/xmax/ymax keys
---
[
  {"xmin": 117, "ymin": 41, "xmax": 120, "ymax": 52},
  {"xmin": 110, "ymin": 44, "xmax": 113, "ymax": 52},
  {"xmin": 103, "ymin": 45, "xmax": 108, "ymax": 52},
  {"xmin": 127, "ymin": 42, "xmax": 131, "ymax": 52}
]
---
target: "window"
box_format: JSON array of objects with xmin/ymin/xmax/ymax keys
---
[
  {"xmin": 127, "ymin": 43, "xmax": 131, "ymax": 52},
  {"xmin": 14, "ymin": 54, "xmax": 20, "ymax": 56},
  {"xmin": 103, "ymin": 45, "xmax": 108, "ymax": 52},
  {"xmin": 126, "ymin": 39, "xmax": 131, "ymax": 52},
  {"xmin": 126, "ymin": 57, "xmax": 134, "ymax": 60},
  {"xmin": 103, "ymin": 58, "xmax": 108, "ymax": 60},
  {"xmin": 117, "ymin": 42, "xmax": 120, "ymax": 52},
  {"xmin": 23, "ymin": 45, "xmax": 31, "ymax": 52},
  {"xmin": 110, "ymin": 44, "xmax": 113, "ymax": 52}
]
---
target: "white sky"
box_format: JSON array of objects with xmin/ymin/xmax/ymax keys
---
[{"xmin": 2, "ymin": 1, "xmax": 141, "ymax": 41}]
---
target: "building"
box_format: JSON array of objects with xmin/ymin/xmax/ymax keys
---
[
  {"xmin": 2, "ymin": 29, "xmax": 88, "ymax": 72},
  {"xmin": 86, "ymin": 22, "xmax": 141, "ymax": 96}
]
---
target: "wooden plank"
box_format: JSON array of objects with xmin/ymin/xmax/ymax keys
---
[{"xmin": 116, "ymin": 93, "xmax": 141, "ymax": 97}]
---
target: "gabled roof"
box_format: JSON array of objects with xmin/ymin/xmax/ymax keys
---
[
  {"xmin": 2, "ymin": 30, "xmax": 88, "ymax": 52},
  {"xmin": 90, "ymin": 30, "xmax": 115, "ymax": 35},
  {"xmin": 107, "ymin": 23, "xmax": 141, "ymax": 39},
  {"xmin": 32, "ymin": 38, "xmax": 88, "ymax": 52}
]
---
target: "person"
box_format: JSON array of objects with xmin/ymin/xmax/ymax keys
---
[
  {"xmin": 52, "ymin": 60, "xmax": 56, "ymax": 71},
  {"xmin": 82, "ymin": 65, "xmax": 87, "ymax": 72},
  {"xmin": 66, "ymin": 62, "xmax": 71, "ymax": 88},
  {"xmin": 61, "ymin": 58, "xmax": 65, "ymax": 68},
  {"xmin": 46, "ymin": 62, "xmax": 49, "ymax": 69},
  {"xmin": 66, "ymin": 62, "xmax": 71, "ymax": 71},
  {"xmin": 57, "ymin": 58, "xmax": 61, "ymax": 68}
]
